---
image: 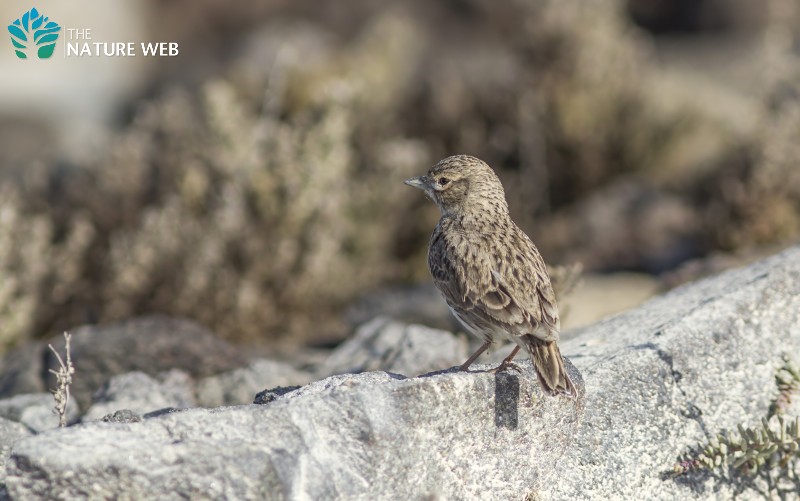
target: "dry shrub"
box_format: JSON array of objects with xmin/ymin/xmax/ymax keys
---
[
  {"xmin": 1, "ymin": 1, "xmax": 800, "ymax": 348},
  {"xmin": 0, "ymin": 186, "xmax": 94, "ymax": 349},
  {"xmin": 0, "ymin": 12, "xmax": 428, "ymax": 346},
  {"xmin": 698, "ymin": 0, "xmax": 800, "ymax": 251}
]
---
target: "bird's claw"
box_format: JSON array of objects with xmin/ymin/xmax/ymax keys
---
[{"xmin": 492, "ymin": 361, "xmax": 522, "ymax": 374}]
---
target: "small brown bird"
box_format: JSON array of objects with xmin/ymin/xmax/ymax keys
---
[{"xmin": 405, "ymin": 155, "xmax": 575, "ymax": 396}]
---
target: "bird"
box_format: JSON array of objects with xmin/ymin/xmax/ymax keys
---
[{"xmin": 404, "ymin": 155, "xmax": 576, "ymax": 397}]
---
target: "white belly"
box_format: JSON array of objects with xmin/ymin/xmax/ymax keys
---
[{"xmin": 448, "ymin": 305, "xmax": 513, "ymax": 345}]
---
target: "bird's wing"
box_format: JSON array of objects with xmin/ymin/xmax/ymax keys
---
[
  {"xmin": 464, "ymin": 234, "xmax": 560, "ymax": 342},
  {"xmin": 429, "ymin": 221, "xmax": 559, "ymax": 343}
]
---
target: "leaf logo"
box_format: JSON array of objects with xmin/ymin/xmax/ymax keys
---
[{"xmin": 8, "ymin": 8, "xmax": 61, "ymax": 59}]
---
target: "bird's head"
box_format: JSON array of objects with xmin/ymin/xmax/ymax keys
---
[{"xmin": 404, "ymin": 155, "xmax": 509, "ymax": 217}]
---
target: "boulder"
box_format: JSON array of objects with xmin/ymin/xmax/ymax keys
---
[
  {"xmin": 0, "ymin": 394, "xmax": 80, "ymax": 433},
  {"xmin": 5, "ymin": 245, "xmax": 800, "ymax": 499},
  {"xmin": 345, "ymin": 283, "xmax": 457, "ymax": 332},
  {"xmin": 196, "ymin": 359, "xmax": 313, "ymax": 407},
  {"xmin": 82, "ymin": 370, "xmax": 196, "ymax": 422},
  {"xmin": 0, "ymin": 417, "xmax": 32, "ymax": 497},
  {"xmin": 316, "ymin": 317, "xmax": 469, "ymax": 378},
  {"xmin": 6, "ymin": 363, "xmax": 585, "ymax": 499},
  {"xmin": 0, "ymin": 342, "xmax": 46, "ymax": 399},
  {"xmin": 547, "ymin": 245, "xmax": 800, "ymax": 499},
  {"xmin": 0, "ymin": 316, "xmax": 247, "ymax": 410}
]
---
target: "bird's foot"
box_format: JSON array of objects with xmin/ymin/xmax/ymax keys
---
[
  {"xmin": 492, "ymin": 361, "xmax": 522, "ymax": 373},
  {"xmin": 491, "ymin": 344, "xmax": 522, "ymax": 373}
]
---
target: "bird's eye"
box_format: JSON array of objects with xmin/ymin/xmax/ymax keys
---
[{"xmin": 439, "ymin": 177, "xmax": 450, "ymax": 186}]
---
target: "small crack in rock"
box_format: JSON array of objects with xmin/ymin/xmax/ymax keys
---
[{"xmin": 632, "ymin": 342, "xmax": 709, "ymax": 437}]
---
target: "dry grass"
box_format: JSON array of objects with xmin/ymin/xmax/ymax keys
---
[{"xmin": 48, "ymin": 332, "xmax": 75, "ymax": 428}]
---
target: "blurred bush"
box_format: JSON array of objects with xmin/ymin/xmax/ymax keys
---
[{"xmin": 0, "ymin": 0, "xmax": 799, "ymax": 348}]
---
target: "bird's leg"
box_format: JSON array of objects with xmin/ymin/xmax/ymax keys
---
[
  {"xmin": 459, "ymin": 340, "xmax": 492, "ymax": 371},
  {"xmin": 493, "ymin": 345, "xmax": 522, "ymax": 373}
]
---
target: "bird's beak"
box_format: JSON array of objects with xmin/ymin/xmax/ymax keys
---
[{"xmin": 404, "ymin": 176, "xmax": 429, "ymax": 191}]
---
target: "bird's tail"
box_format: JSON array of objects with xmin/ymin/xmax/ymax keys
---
[{"xmin": 524, "ymin": 335, "xmax": 576, "ymax": 398}]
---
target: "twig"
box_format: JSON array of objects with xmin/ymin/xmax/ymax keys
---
[{"xmin": 48, "ymin": 332, "xmax": 75, "ymax": 428}]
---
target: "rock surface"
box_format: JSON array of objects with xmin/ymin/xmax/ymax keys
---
[
  {"xmin": 316, "ymin": 317, "xmax": 469, "ymax": 378},
  {"xmin": 0, "ymin": 417, "xmax": 31, "ymax": 497},
  {"xmin": 0, "ymin": 316, "xmax": 248, "ymax": 410},
  {"xmin": 196, "ymin": 359, "xmax": 313, "ymax": 407},
  {"xmin": 547, "ymin": 244, "xmax": 800, "ymax": 499},
  {"xmin": 3, "ymin": 245, "xmax": 800, "ymax": 499},
  {"xmin": 0, "ymin": 342, "xmax": 46, "ymax": 399},
  {"xmin": 0, "ymin": 394, "xmax": 80, "ymax": 433},
  {"xmin": 82, "ymin": 370, "xmax": 196, "ymax": 422},
  {"xmin": 6, "ymin": 362, "xmax": 585, "ymax": 500},
  {"xmin": 345, "ymin": 283, "xmax": 458, "ymax": 332},
  {"xmin": 0, "ymin": 418, "xmax": 31, "ymax": 457}
]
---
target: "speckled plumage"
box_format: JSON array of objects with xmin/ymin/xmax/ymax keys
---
[{"xmin": 405, "ymin": 155, "xmax": 575, "ymax": 397}]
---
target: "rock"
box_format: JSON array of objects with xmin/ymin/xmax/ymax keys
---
[
  {"xmin": 0, "ymin": 341, "xmax": 46, "ymax": 398},
  {"xmin": 196, "ymin": 359, "xmax": 313, "ymax": 407},
  {"xmin": 316, "ymin": 317, "xmax": 469, "ymax": 378},
  {"xmin": 5, "ymin": 361, "xmax": 585, "ymax": 500},
  {"xmin": 82, "ymin": 371, "xmax": 196, "ymax": 422},
  {"xmin": 345, "ymin": 283, "xmax": 458, "ymax": 332},
  {"xmin": 0, "ymin": 417, "xmax": 31, "ymax": 455},
  {"xmin": 253, "ymin": 386, "xmax": 302, "ymax": 404},
  {"xmin": 546, "ymin": 244, "xmax": 800, "ymax": 499},
  {"xmin": 0, "ymin": 417, "xmax": 32, "ymax": 495},
  {"xmin": 6, "ymin": 245, "xmax": 800, "ymax": 499},
  {"xmin": 101, "ymin": 410, "xmax": 142, "ymax": 424},
  {"xmin": 659, "ymin": 246, "xmax": 779, "ymax": 289},
  {"xmin": 0, "ymin": 316, "xmax": 247, "ymax": 410},
  {"xmin": 0, "ymin": 394, "xmax": 80, "ymax": 432}
]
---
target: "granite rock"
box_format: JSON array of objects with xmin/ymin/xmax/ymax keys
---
[
  {"xmin": 6, "ymin": 362, "xmax": 585, "ymax": 500},
  {"xmin": 0, "ymin": 417, "xmax": 32, "ymax": 497},
  {"xmin": 546, "ymin": 245, "xmax": 800, "ymax": 499},
  {"xmin": 0, "ymin": 316, "xmax": 247, "ymax": 410},
  {"xmin": 6, "ymin": 245, "xmax": 800, "ymax": 499},
  {"xmin": 196, "ymin": 359, "xmax": 313, "ymax": 408},
  {"xmin": 0, "ymin": 394, "xmax": 80, "ymax": 433},
  {"xmin": 82, "ymin": 370, "xmax": 196, "ymax": 422},
  {"xmin": 345, "ymin": 283, "xmax": 457, "ymax": 332},
  {"xmin": 317, "ymin": 316, "xmax": 469, "ymax": 378}
]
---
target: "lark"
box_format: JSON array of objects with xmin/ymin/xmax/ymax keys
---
[{"xmin": 405, "ymin": 155, "xmax": 576, "ymax": 396}]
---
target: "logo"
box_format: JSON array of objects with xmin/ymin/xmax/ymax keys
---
[{"xmin": 7, "ymin": 8, "xmax": 61, "ymax": 59}]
